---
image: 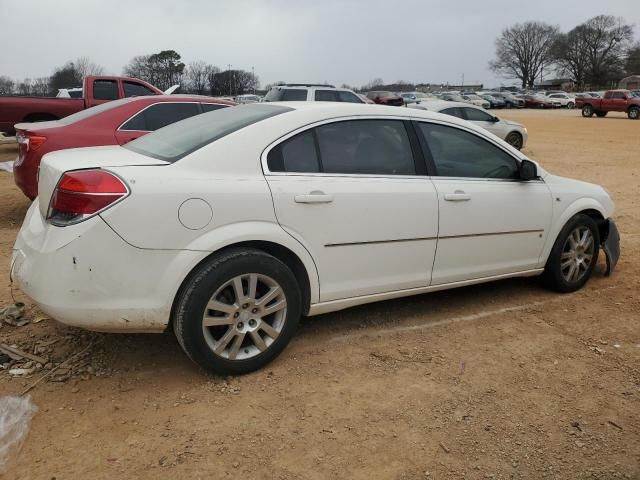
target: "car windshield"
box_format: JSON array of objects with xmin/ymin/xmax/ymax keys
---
[
  {"xmin": 125, "ymin": 104, "xmax": 292, "ymax": 163},
  {"xmin": 57, "ymin": 98, "xmax": 134, "ymax": 125}
]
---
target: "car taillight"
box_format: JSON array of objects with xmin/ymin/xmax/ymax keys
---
[
  {"xmin": 16, "ymin": 131, "xmax": 47, "ymax": 153},
  {"xmin": 47, "ymin": 169, "xmax": 129, "ymax": 226}
]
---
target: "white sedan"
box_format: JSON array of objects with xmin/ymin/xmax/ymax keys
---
[
  {"xmin": 410, "ymin": 100, "xmax": 528, "ymax": 149},
  {"xmin": 12, "ymin": 103, "xmax": 620, "ymax": 374},
  {"xmin": 547, "ymin": 93, "xmax": 576, "ymax": 109}
]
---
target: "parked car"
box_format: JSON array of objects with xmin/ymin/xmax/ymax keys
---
[
  {"xmin": 398, "ymin": 92, "xmax": 418, "ymax": 104},
  {"xmin": 264, "ymin": 84, "xmax": 364, "ymax": 103},
  {"xmin": 546, "ymin": 93, "xmax": 576, "ymax": 109},
  {"xmin": 235, "ymin": 94, "xmax": 261, "ymax": 104},
  {"xmin": 409, "ymin": 100, "xmax": 527, "ymax": 149},
  {"xmin": 14, "ymin": 95, "xmax": 235, "ymax": 199},
  {"xmin": 481, "ymin": 94, "xmax": 506, "ymax": 109},
  {"xmin": 577, "ymin": 89, "xmax": 640, "ymax": 119},
  {"xmin": 365, "ymin": 91, "xmax": 404, "ymax": 106},
  {"xmin": 460, "ymin": 94, "xmax": 490, "ymax": 109},
  {"xmin": 523, "ymin": 95, "xmax": 553, "ymax": 108},
  {"xmin": 12, "ymin": 103, "xmax": 619, "ymax": 374},
  {"xmin": 357, "ymin": 93, "xmax": 375, "ymax": 104},
  {"xmin": 488, "ymin": 92, "xmax": 524, "ymax": 108},
  {"xmin": 0, "ymin": 76, "xmax": 166, "ymax": 135}
]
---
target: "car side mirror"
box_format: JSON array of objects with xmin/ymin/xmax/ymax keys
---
[
  {"xmin": 492, "ymin": 116, "xmax": 500, "ymax": 122},
  {"xmin": 519, "ymin": 159, "xmax": 537, "ymax": 181}
]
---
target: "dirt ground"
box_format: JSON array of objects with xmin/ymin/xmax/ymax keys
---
[{"xmin": 0, "ymin": 109, "xmax": 638, "ymax": 479}]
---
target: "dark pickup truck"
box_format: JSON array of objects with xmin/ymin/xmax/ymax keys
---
[
  {"xmin": 577, "ymin": 89, "xmax": 640, "ymax": 120},
  {"xmin": 0, "ymin": 76, "xmax": 165, "ymax": 135}
]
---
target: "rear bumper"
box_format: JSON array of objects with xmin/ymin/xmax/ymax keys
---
[{"xmin": 11, "ymin": 202, "xmax": 203, "ymax": 332}]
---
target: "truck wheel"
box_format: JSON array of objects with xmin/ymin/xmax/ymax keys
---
[
  {"xmin": 543, "ymin": 214, "xmax": 599, "ymax": 293},
  {"xmin": 595, "ymin": 111, "xmax": 607, "ymax": 118},
  {"xmin": 567, "ymin": 102, "xmax": 575, "ymax": 109},
  {"xmin": 173, "ymin": 248, "xmax": 302, "ymax": 375},
  {"xmin": 581, "ymin": 105, "xmax": 594, "ymax": 117},
  {"xmin": 628, "ymin": 107, "xmax": 639, "ymax": 120}
]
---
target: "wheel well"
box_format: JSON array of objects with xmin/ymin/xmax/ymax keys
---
[
  {"xmin": 577, "ymin": 209, "xmax": 607, "ymax": 241},
  {"xmin": 172, "ymin": 241, "xmax": 313, "ymax": 321},
  {"xmin": 23, "ymin": 113, "xmax": 59, "ymax": 123},
  {"xmin": 627, "ymin": 105, "xmax": 639, "ymax": 111}
]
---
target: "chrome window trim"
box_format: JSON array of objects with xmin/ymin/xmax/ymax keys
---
[{"xmin": 260, "ymin": 114, "xmax": 532, "ymax": 181}]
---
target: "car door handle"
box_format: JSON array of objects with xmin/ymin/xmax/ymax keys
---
[
  {"xmin": 444, "ymin": 191, "xmax": 471, "ymax": 202},
  {"xmin": 294, "ymin": 191, "xmax": 334, "ymax": 204}
]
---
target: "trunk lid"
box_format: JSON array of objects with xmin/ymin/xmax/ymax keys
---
[{"xmin": 37, "ymin": 145, "xmax": 167, "ymax": 217}]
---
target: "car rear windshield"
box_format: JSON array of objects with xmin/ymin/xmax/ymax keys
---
[
  {"xmin": 57, "ymin": 98, "xmax": 135, "ymax": 125},
  {"xmin": 124, "ymin": 104, "xmax": 292, "ymax": 163}
]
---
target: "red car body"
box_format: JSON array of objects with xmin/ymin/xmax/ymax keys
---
[
  {"xmin": 14, "ymin": 95, "xmax": 235, "ymax": 199},
  {"xmin": 523, "ymin": 95, "xmax": 553, "ymax": 108},
  {"xmin": 0, "ymin": 76, "xmax": 164, "ymax": 135},
  {"xmin": 366, "ymin": 91, "xmax": 405, "ymax": 107}
]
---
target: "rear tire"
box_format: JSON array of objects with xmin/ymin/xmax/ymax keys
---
[
  {"xmin": 173, "ymin": 248, "xmax": 302, "ymax": 375},
  {"xmin": 567, "ymin": 102, "xmax": 575, "ymax": 109},
  {"xmin": 543, "ymin": 214, "xmax": 600, "ymax": 293},
  {"xmin": 628, "ymin": 107, "xmax": 639, "ymax": 120},
  {"xmin": 582, "ymin": 105, "xmax": 594, "ymax": 117}
]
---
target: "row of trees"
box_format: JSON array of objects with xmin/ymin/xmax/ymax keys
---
[
  {"xmin": 490, "ymin": 15, "xmax": 639, "ymax": 89},
  {"xmin": 123, "ymin": 50, "xmax": 259, "ymax": 96},
  {"xmin": 0, "ymin": 51, "xmax": 259, "ymax": 97}
]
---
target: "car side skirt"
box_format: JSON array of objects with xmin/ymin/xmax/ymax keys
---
[{"xmin": 307, "ymin": 268, "xmax": 544, "ymax": 316}]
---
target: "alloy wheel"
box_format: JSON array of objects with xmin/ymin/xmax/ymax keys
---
[
  {"xmin": 560, "ymin": 226, "xmax": 595, "ymax": 283},
  {"xmin": 202, "ymin": 273, "xmax": 287, "ymax": 360}
]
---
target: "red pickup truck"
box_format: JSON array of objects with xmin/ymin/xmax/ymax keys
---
[
  {"xmin": 0, "ymin": 76, "xmax": 164, "ymax": 135},
  {"xmin": 577, "ymin": 89, "xmax": 640, "ymax": 120}
]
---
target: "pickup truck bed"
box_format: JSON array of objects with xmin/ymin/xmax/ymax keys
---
[{"xmin": 0, "ymin": 76, "xmax": 163, "ymax": 135}]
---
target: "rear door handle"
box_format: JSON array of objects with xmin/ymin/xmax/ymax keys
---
[
  {"xmin": 294, "ymin": 191, "xmax": 334, "ymax": 204},
  {"xmin": 444, "ymin": 191, "xmax": 471, "ymax": 202}
]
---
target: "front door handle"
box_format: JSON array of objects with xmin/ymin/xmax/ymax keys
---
[
  {"xmin": 294, "ymin": 191, "xmax": 334, "ymax": 204},
  {"xmin": 444, "ymin": 191, "xmax": 471, "ymax": 202}
]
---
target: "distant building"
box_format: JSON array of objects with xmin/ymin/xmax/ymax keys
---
[
  {"xmin": 415, "ymin": 83, "xmax": 483, "ymax": 93},
  {"xmin": 619, "ymin": 75, "xmax": 640, "ymax": 90},
  {"xmin": 534, "ymin": 78, "xmax": 574, "ymax": 91}
]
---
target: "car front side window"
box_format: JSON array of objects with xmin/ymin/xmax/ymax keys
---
[
  {"xmin": 463, "ymin": 107, "xmax": 494, "ymax": 122},
  {"xmin": 418, "ymin": 122, "xmax": 519, "ymax": 179}
]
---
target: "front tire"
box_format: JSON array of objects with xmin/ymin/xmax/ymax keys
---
[
  {"xmin": 567, "ymin": 102, "xmax": 575, "ymax": 109},
  {"xmin": 173, "ymin": 248, "xmax": 302, "ymax": 374},
  {"xmin": 628, "ymin": 107, "xmax": 639, "ymax": 120},
  {"xmin": 505, "ymin": 132, "xmax": 523, "ymax": 150},
  {"xmin": 543, "ymin": 214, "xmax": 600, "ymax": 293},
  {"xmin": 582, "ymin": 105, "xmax": 594, "ymax": 117}
]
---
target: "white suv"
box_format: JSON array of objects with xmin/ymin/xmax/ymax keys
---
[{"xmin": 264, "ymin": 84, "xmax": 365, "ymax": 103}]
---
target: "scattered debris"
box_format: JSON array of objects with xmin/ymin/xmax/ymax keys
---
[
  {"xmin": 8, "ymin": 367, "xmax": 37, "ymax": 377},
  {"xmin": 0, "ymin": 396, "xmax": 38, "ymax": 474},
  {"xmin": 0, "ymin": 344, "xmax": 47, "ymax": 365},
  {"xmin": 439, "ymin": 441, "xmax": 451, "ymax": 454},
  {"xmin": 0, "ymin": 303, "xmax": 27, "ymax": 327},
  {"xmin": 32, "ymin": 316, "xmax": 49, "ymax": 325},
  {"xmin": 608, "ymin": 420, "xmax": 623, "ymax": 431}
]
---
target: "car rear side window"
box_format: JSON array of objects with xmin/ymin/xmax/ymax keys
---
[
  {"xmin": 201, "ymin": 103, "xmax": 228, "ymax": 112},
  {"xmin": 315, "ymin": 90, "xmax": 339, "ymax": 102},
  {"xmin": 418, "ymin": 122, "xmax": 518, "ymax": 179},
  {"xmin": 317, "ymin": 120, "xmax": 415, "ymax": 175},
  {"xmin": 125, "ymin": 104, "xmax": 292, "ymax": 163},
  {"xmin": 338, "ymin": 91, "xmax": 363, "ymax": 103},
  {"xmin": 268, "ymin": 131, "xmax": 320, "ymax": 173},
  {"xmin": 463, "ymin": 107, "xmax": 494, "ymax": 122},
  {"xmin": 121, "ymin": 102, "xmax": 201, "ymax": 131},
  {"xmin": 123, "ymin": 81, "xmax": 156, "ymax": 97},
  {"xmin": 93, "ymin": 80, "xmax": 119, "ymax": 100}
]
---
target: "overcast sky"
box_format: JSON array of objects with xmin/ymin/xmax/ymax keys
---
[{"xmin": 1, "ymin": 0, "xmax": 638, "ymax": 88}]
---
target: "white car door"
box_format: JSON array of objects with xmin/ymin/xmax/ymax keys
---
[
  {"xmin": 415, "ymin": 121, "xmax": 553, "ymax": 285},
  {"xmin": 264, "ymin": 118, "xmax": 439, "ymax": 302}
]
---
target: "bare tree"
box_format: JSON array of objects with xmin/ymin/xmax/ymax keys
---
[
  {"xmin": 75, "ymin": 56, "xmax": 105, "ymax": 78},
  {"xmin": 186, "ymin": 61, "xmax": 210, "ymax": 95},
  {"xmin": 626, "ymin": 43, "xmax": 640, "ymax": 75},
  {"xmin": 0, "ymin": 76, "xmax": 14, "ymax": 95},
  {"xmin": 581, "ymin": 15, "xmax": 633, "ymax": 87},
  {"xmin": 32, "ymin": 77, "xmax": 51, "ymax": 96},
  {"xmin": 489, "ymin": 22, "xmax": 560, "ymax": 88},
  {"xmin": 17, "ymin": 79, "xmax": 33, "ymax": 96},
  {"xmin": 552, "ymin": 26, "xmax": 591, "ymax": 90},
  {"xmin": 123, "ymin": 50, "xmax": 185, "ymax": 90}
]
